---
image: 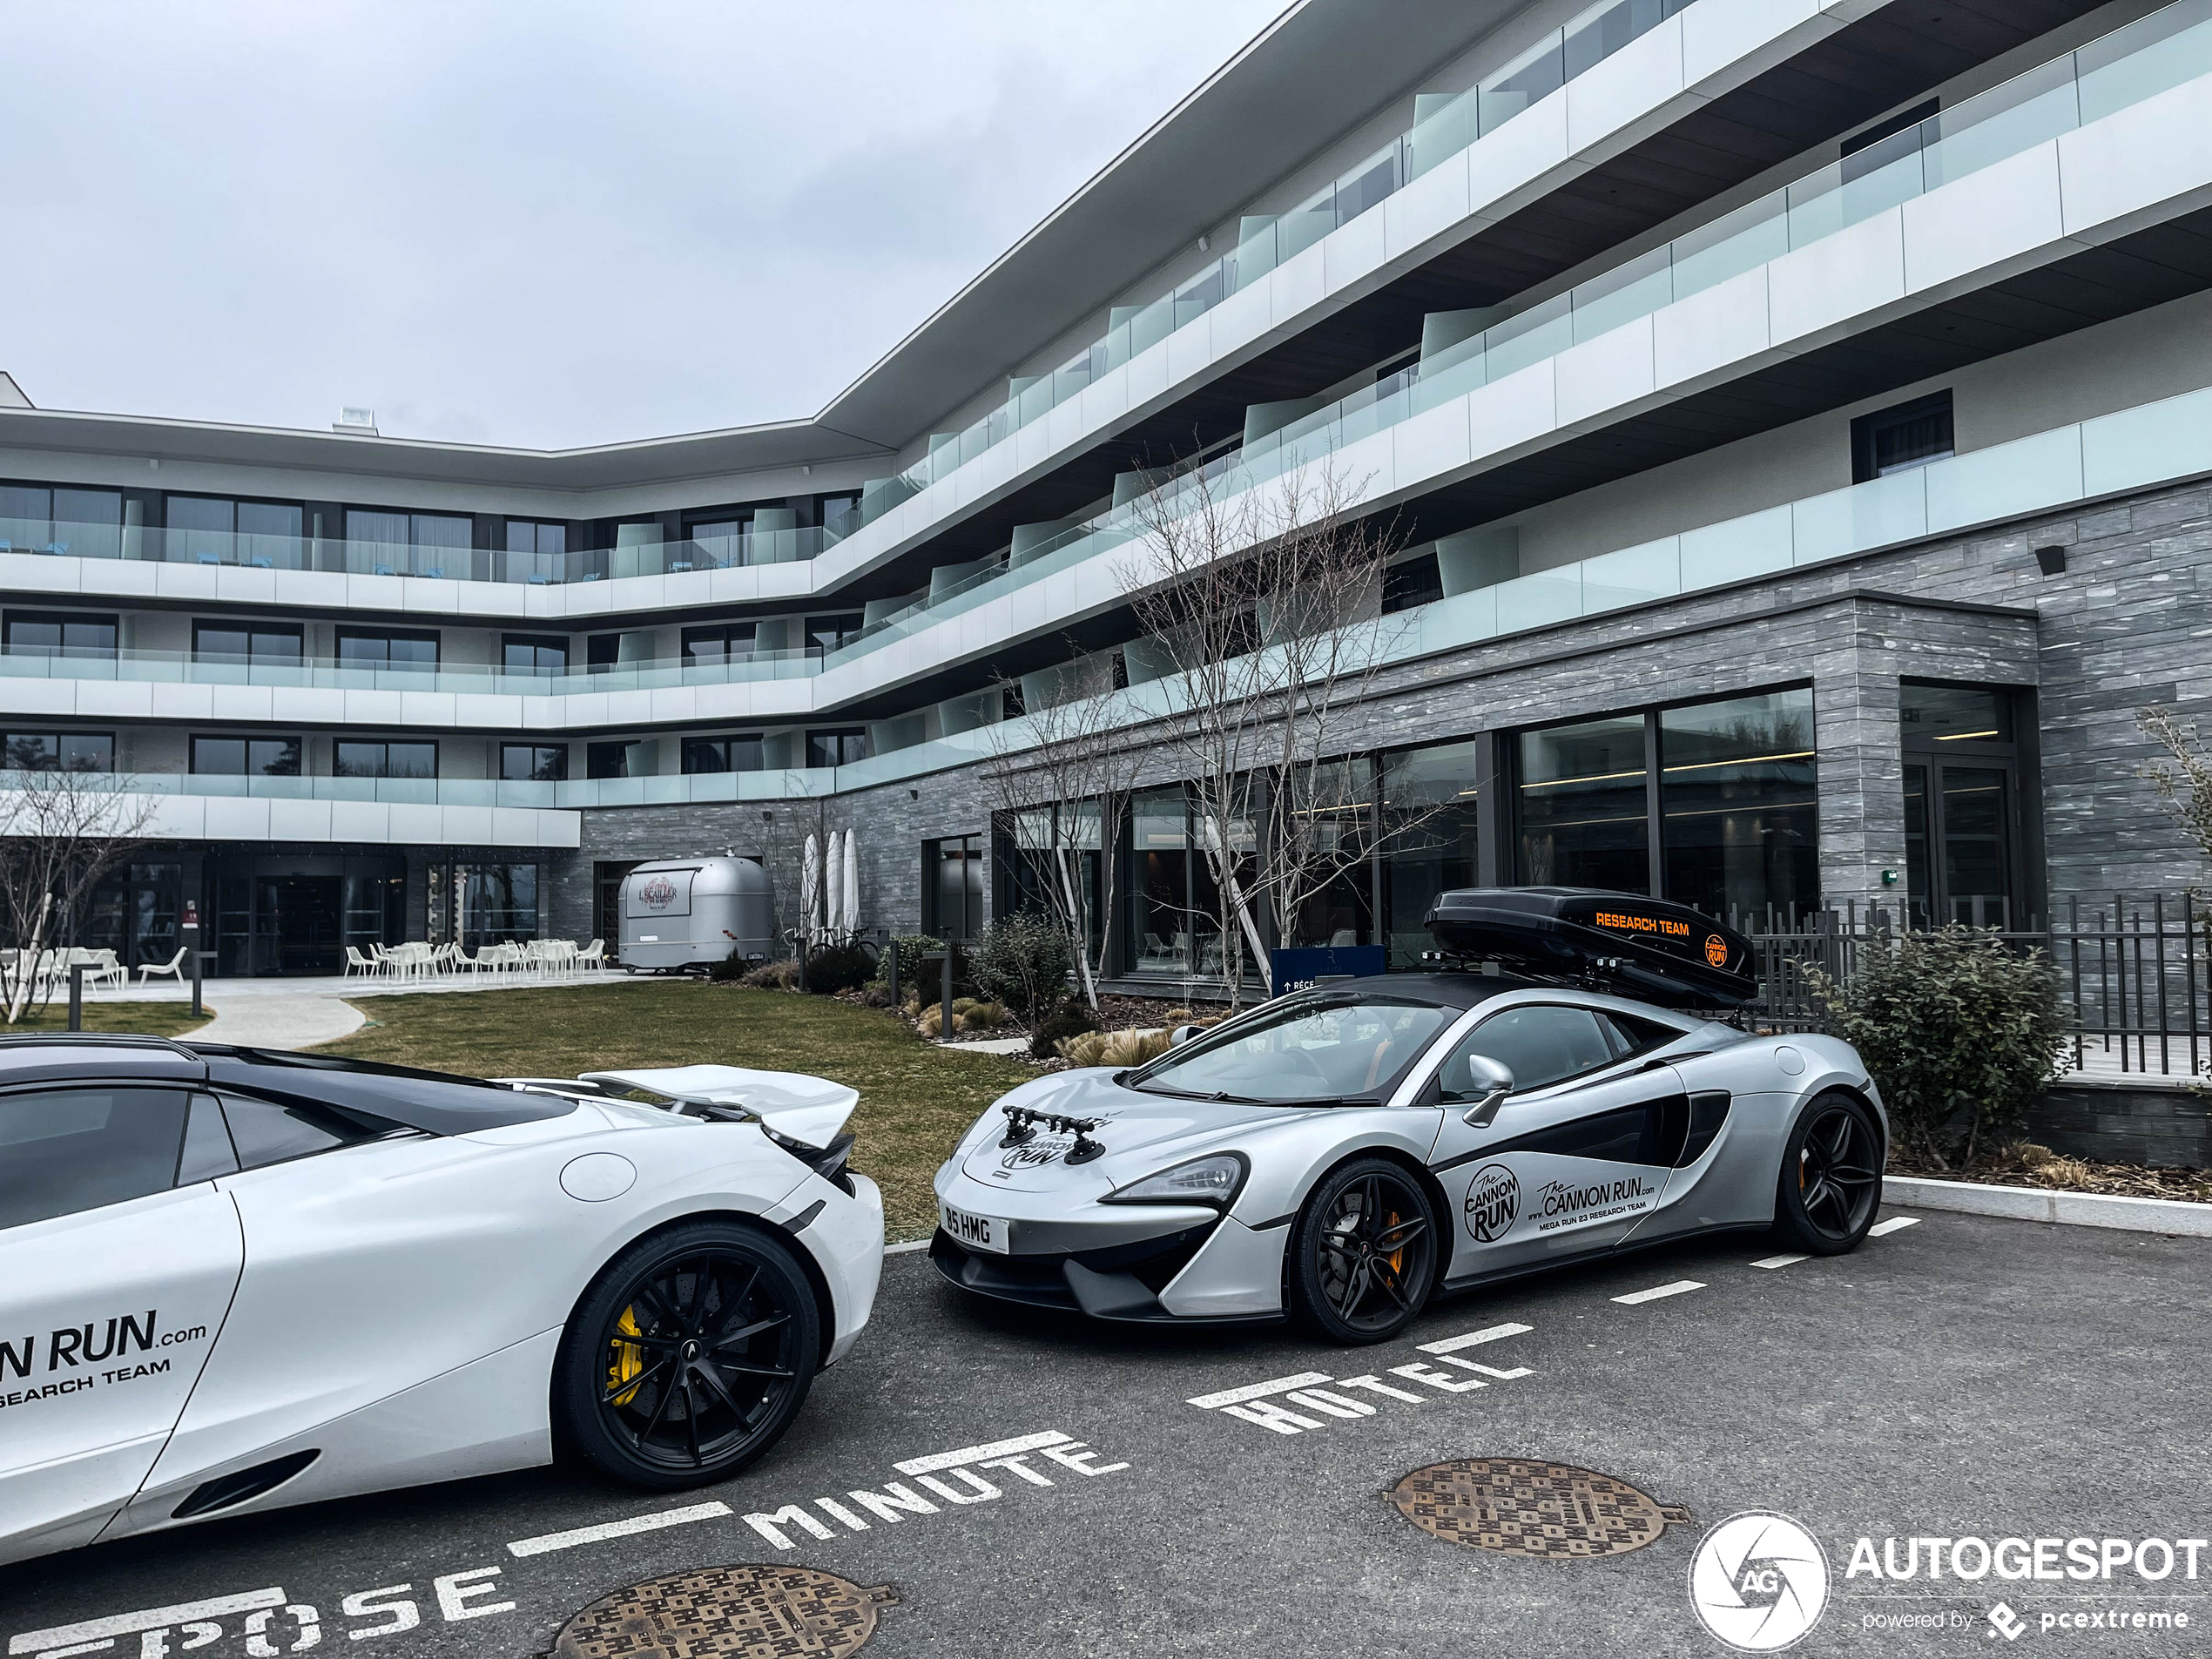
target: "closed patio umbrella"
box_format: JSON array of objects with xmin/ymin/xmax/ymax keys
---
[
  {"xmin": 841, "ymin": 828, "xmax": 860, "ymax": 939},
  {"xmin": 824, "ymin": 829, "xmax": 845, "ymax": 934},
  {"xmin": 800, "ymin": 833, "xmax": 821, "ymax": 944}
]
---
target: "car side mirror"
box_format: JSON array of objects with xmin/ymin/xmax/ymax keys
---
[
  {"xmin": 1168, "ymin": 1023, "xmax": 1202, "ymax": 1048},
  {"xmin": 1458, "ymin": 1055, "xmax": 1515, "ymax": 1128}
]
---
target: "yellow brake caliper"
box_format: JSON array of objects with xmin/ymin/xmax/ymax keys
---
[{"xmin": 606, "ymin": 1305, "xmax": 646, "ymax": 1406}]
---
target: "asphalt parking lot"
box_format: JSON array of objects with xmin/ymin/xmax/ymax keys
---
[{"xmin": 7, "ymin": 1207, "xmax": 2209, "ymax": 1658}]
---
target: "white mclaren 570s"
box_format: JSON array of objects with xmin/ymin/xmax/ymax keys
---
[
  {"xmin": 934, "ymin": 888, "xmax": 1887, "ymax": 1345},
  {"xmin": 0, "ymin": 1039, "xmax": 882, "ymax": 1566}
]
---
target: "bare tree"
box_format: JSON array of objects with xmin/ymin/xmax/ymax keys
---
[
  {"xmin": 2139, "ymin": 705, "xmax": 2212, "ymax": 868},
  {"xmin": 0, "ymin": 766, "xmax": 159, "ymax": 1022},
  {"xmin": 1118, "ymin": 451, "xmax": 1427, "ymax": 1006},
  {"xmin": 980, "ymin": 656, "xmax": 1143, "ymax": 1012}
]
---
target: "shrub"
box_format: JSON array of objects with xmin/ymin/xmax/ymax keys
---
[
  {"xmin": 1057, "ymin": 1027, "xmax": 1171, "ymax": 1069},
  {"xmin": 740, "ymin": 959, "xmax": 799, "ymax": 990},
  {"xmin": 706, "ymin": 950, "xmax": 752, "ymax": 983},
  {"xmin": 1029, "ymin": 999, "xmax": 1099, "ymax": 1060},
  {"xmin": 1804, "ymin": 925, "xmax": 2069, "ymax": 1169},
  {"xmin": 967, "ymin": 913, "xmax": 1073, "ymax": 1020},
  {"xmin": 805, "ymin": 942, "xmax": 876, "ymax": 995},
  {"xmin": 856, "ymin": 984, "xmax": 895, "ymax": 1008},
  {"xmin": 961, "ymin": 1001, "xmax": 1007, "ymax": 1031},
  {"xmin": 875, "ymin": 934, "xmax": 945, "ymax": 986}
]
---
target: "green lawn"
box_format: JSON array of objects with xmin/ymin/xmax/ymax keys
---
[
  {"xmin": 320, "ymin": 981, "xmax": 1033, "ymax": 1240},
  {"xmin": 0, "ymin": 1003, "xmax": 212, "ymax": 1038}
]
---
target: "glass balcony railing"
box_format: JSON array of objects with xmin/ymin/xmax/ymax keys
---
[
  {"xmin": 0, "ymin": 520, "xmax": 843, "ymax": 586},
  {"xmin": 0, "ymin": 645, "xmax": 821, "ymax": 697},
  {"xmin": 10, "ymin": 767, "xmax": 838, "ymax": 812},
  {"xmin": 848, "ymin": 0, "xmax": 1700, "ymax": 531}
]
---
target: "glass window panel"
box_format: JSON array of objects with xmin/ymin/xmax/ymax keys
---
[
  {"xmin": 58, "ymin": 733, "xmax": 114, "ymax": 772},
  {"xmin": 502, "ymin": 635, "xmax": 568, "ymax": 675},
  {"xmin": 1518, "ymin": 714, "xmax": 1649, "ymax": 892},
  {"xmin": 249, "ymin": 738, "xmax": 301, "ymax": 776},
  {"xmin": 1136, "ymin": 996, "xmax": 1451, "ymax": 1103},
  {"xmin": 1939, "ymin": 768, "xmax": 2010, "ymax": 925},
  {"xmin": 586, "ymin": 741, "xmax": 630, "ymax": 780},
  {"xmin": 1899, "ymin": 683, "xmax": 2012, "ymax": 744},
  {"xmin": 502, "ymin": 743, "xmax": 568, "ymax": 782},
  {"xmin": 192, "ymin": 738, "xmax": 246, "ymax": 775},
  {"xmin": 0, "ymin": 485, "xmax": 51, "ymax": 545},
  {"xmin": 386, "ymin": 742, "xmax": 435, "ymax": 779},
  {"xmin": 0, "ymin": 1088, "xmax": 192, "ymax": 1229},
  {"xmin": 1453, "ymin": 1004, "xmax": 1615, "ymax": 1093},
  {"xmin": 1659, "ymin": 688, "xmax": 1818, "ymax": 923},
  {"xmin": 411, "ymin": 514, "xmax": 471, "ymax": 551},
  {"xmin": 166, "ymin": 496, "xmax": 233, "ymax": 536},
  {"xmin": 235, "ymin": 502, "xmax": 301, "ymax": 538},
  {"xmin": 334, "ymin": 742, "xmax": 383, "ymax": 777},
  {"xmin": 1381, "ymin": 740, "xmax": 1481, "ymax": 968},
  {"xmin": 1903, "ymin": 762, "xmax": 1932, "ymax": 928},
  {"xmin": 50, "ymin": 489, "xmax": 121, "ymax": 559}
]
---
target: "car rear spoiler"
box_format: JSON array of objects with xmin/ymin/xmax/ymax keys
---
[
  {"xmin": 576, "ymin": 1064, "xmax": 860, "ymax": 1150},
  {"xmin": 1424, "ymin": 887, "xmax": 1757, "ymax": 1009}
]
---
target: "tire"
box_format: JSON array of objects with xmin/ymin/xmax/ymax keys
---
[
  {"xmin": 1285, "ymin": 1157, "xmax": 1440, "ymax": 1345},
  {"xmin": 556, "ymin": 1220, "xmax": 820, "ymax": 1489},
  {"xmin": 1770, "ymin": 1090, "xmax": 1884, "ymax": 1255}
]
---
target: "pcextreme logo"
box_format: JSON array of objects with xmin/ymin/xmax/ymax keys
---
[{"xmin": 1688, "ymin": 1512, "xmax": 1831, "ymax": 1651}]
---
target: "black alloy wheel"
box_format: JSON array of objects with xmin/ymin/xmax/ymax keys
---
[
  {"xmin": 1771, "ymin": 1091, "xmax": 1884, "ymax": 1254},
  {"xmin": 556, "ymin": 1221, "xmax": 819, "ymax": 1488},
  {"xmin": 1288, "ymin": 1157, "xmax": 1439, "ymax": 1345}
]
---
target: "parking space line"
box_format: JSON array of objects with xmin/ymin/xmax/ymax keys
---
[
  {"xmin": 1870, "ymin": 1216, "xmax": 1920, "ymax": 1237},
  {"xmin": 1750, "ymin": 1253, "xmax": 1809, "ymax": 1269},
  {"xmin": 1418, "ymin": 1321, "xmax": 1534, "ymax": 1355},
  {"xmin": 507, "ymin": 1501, "xmax": 731, "ymax": 1558},
  {"xmin": 1188, "ymin": 1371, "xmax": 1334, "ymax": 1409},
  {"xmin": 1612, "ymin": 1280, "xmax": 1704, "ymax": 1305},
  {"xmin": 884, "ymin": 1239, "xmax": 931, "ymax": 1256},
  {"xmin": 893, "ymin": 1430, "xmax": 1075, "ymax": 1475}
]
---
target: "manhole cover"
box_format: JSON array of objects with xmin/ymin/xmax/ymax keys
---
[
  {"xmin": 1388, "ymin": 1458, "xmax": 1692, "ymax": 1559},
  {"xmin": 547, "ymin": 1564, "xmax": 898, "ymax": 1659}
]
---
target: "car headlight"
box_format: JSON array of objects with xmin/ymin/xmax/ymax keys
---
[{"xmin": 1101, "ymin": 1152, "xmax": 1247, "ymax": 1208}]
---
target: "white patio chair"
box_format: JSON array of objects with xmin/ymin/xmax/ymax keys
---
[
  {"xmin": 139, "ymin": 947, "xmax": 190, "ymax": 983},
  {"xmin": 574, "ymin": 938, "xmax": 605, "ymax": 973}
]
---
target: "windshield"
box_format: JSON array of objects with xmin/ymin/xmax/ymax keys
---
[{"xmin": 1130, "ymin": 997, "xmax": 1452, "ymax": 1104}]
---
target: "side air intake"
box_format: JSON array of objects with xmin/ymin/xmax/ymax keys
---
[{"xmin": 172, "ymin": 1449, "xmax": 320, "ymax": 1519}]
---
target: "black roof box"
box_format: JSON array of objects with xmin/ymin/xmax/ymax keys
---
[{"xmin": 1423, "ymin": 887, "xmax": 1757, "ymax": 1008}]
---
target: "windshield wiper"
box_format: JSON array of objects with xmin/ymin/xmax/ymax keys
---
[{"xmin": 1130, "ymin": 1080, "xmax": 1265, "ymax": 1103}]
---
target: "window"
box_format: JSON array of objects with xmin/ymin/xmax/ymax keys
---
[
  {"xmin": 1900, "ymin": 681, "xmax": 2026, "ymax": 927},
  {"xmin": 806, "ymin": 728, "xmax": 866, "ymax": 768},
  {"xmin": 3, "ymin": 610, "xmax": 118, "ymax": 659},
  {"xmin": 502, "ymin": 743, "xmax": 569, "ymax": 782},
  {"xmin": 586, "ymin": 741, "xmax": 634, "ymax": 779},
  {"xmin": 1131, "ymin": 996, "xmax": 1452, "ymax": 1104},
  {"xmin": 334, "ymin": 740, "xmax": 436, "ymax": 779},
  {"xmin": 586, "ymin": 633, "xmax": 622, "ymax": 674},
  {"xmin": 217, "ymin": 1095, "xmax": 387, "ymax": 1170},
  {"xmin": 682, "ymin": 734, "xmax": 765, "ymax": 774},
  {"xmin": 0, "ymin": 1088, "xmax": 192, "ymax": 1230},
  {"xmin": 818, "ymin": 493, "xmax": 860, "ymax": 534},
  {"xmin": 1851, "ymin": 391, "xmax": 1953, "ymax": 482},
  {"xmin": 1518, "ymin": 714, "xmax": 1649, "ymax": 893},
  {"xmin": 336, "ymin": 628, "xmax": 440, "ymax": 671},
  {"xmin": 1514, "ymin": 689, "xmax": 1822, "ymax": 921},
  {"xmin": 192, "ymin": 736, "xmax": 302, "ymax": 776},
  {"xmin": 503, "ymin": 519, "xmax": 567, "ymax": 584},
  {"xmin": 0, "ymin": 483, "xmax": 124, "ymax": 558},
  {"xmin": 806, "ymin": 614, "xmax": 864, "ymax": 654},
  {"xmin": 3, "ymin": 732, "xmax": 114, "ymax": 772},
  {"xmin": 165, "ymin": 497, "xmax": 303, "ymax": 566},
  {"xmin": 682, "ymin": 623, "xmax": 757, "ymax": 668},
  {"xmin": 1449, "ymin": 1004, "xmax": 1617, "ymax": 1094},
  {"xmin": 1380, "ymin": 740, "xmax": 1481, "ymax": 967},
  {"xmin": 1659, "ymin": 689, "xmax": 1818, "ymax": 923},
  {"xmin": 502, "ymin": 634, "xmax": 569, "ymax": 676},
  {"xmin": 1382, "ymin": 550, "xmax": 1444, "ymax": 614},
  {"xmin": 426, "ymin": 860, "xmax": 540, "ymax": 949},
  {"xmin": 192, "ymin": 621, "xmax": 303, "ymax": 668}
]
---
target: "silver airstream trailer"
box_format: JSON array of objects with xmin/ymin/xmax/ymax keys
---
[{"xmin": 618, "ymin": 856, "xmax": 777, "ymax": 971}]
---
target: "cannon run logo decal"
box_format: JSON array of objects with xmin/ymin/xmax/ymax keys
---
[
  {"xmin": 1689, "ymin": 1512, "xmax": 1830, "ymax": 1651},
  {"xmin": 1461, "ymin": 1164, "xmax": 1520, "ymax": 1242}
]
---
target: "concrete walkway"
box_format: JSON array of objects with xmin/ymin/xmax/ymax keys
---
[{"xmin": 191, "ymin": 994, "xmax": 368, "ymax": 1049}]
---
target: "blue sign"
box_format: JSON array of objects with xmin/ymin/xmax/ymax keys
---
[{"xmin": 1270, "ymin": 945, "xmax": 1388, "ymax": 995}]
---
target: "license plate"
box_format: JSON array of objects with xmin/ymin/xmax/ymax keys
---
[{"xmin": 939, "ymin": 1201, "xmax": 1008, "ymax": 1254}]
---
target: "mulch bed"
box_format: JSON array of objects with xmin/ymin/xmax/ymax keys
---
[{"xmin": 1890, "ymin": 1146, "xmax": 2212, "ymax": 1203}]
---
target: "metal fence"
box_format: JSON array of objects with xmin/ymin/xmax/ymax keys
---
[{"xmin": 1733, "ymin": 894, "xmax": 2211, "ymax": 1081}]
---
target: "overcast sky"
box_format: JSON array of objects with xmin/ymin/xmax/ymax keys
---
[{"xmin": 3, "ymin": 2, "xmax": 1285, "ymax": 448}]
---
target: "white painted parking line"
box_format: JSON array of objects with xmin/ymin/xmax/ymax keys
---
[
  {"xmin": 893, "ymin": 1429, "xmax": 1075, "ymax": 1476},
  {"xmin": 1188, "ymin": 1371, "xmax": 1334, "ymax": 1409},
  {"xmin": 884, "ymin": 1238, "xmax": 931, "ymax": 1256},
  {"xmin": 1870, "ymin": 1215, "xmax": 1920, "ymax": 1237},
  {"xmin": 1612, "ymin": 1279, "xmax": 1705, "ymax": 1305},
  {"xmin": 508, "ymin": 1501, "xmax": 732, "ymax": 1558},
  {"xmin": 10, "ymin": 1591, "xmax": 287, "ymax": 1656},
  {"xmin": 1417, "ymin": 1321, "xmax": 1534, "ymax": 1355},
  {"xmin": 1750, "ymin": 1253, "xmax": 1809, "ymax": 1270}
]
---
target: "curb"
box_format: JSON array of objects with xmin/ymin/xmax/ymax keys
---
[{"xmin": 1885, "ymin": 1174, "xmax": 2212, "ymax": 1236}]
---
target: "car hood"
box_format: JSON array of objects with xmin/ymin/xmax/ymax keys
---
[{"xmin": 961, "ymin": 1068, "xmax": 1331, "ymax": 1192}]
